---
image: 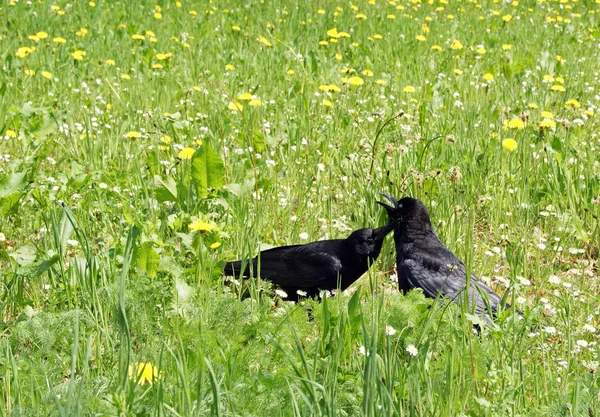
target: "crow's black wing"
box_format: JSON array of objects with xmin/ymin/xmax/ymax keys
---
[
  {"xmin": 229, "ymin": 244, "xmax": 344, "ymax": 289},
  {"xmin": 400, "ymin": 248, "xmax": 503, "ymax": 321}
]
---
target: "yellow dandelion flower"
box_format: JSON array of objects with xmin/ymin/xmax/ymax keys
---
[
  {"xmin": 160, "ymin": 136, "xmax": 172, "ymax": 144},
  {"xmin": 248, "ymin": 99, "xmax": 262, "ymax": 107},
  {"xmin": 286, "ymin": 69, "xmax": 295, "ymax": 75},
  {"xmin": 551, "ymin": 85, "xmax": 565, "ymax": 92},
  {"xmin": 477, "ymin": 48, "xmax": 486, "ymax": 54},
  {"xmin": 228, "ymin": 102, "xmax": 243, "ymax": 111},
  {"xmin": 502, "ymin": 14, "xmax": 513, "ymax": 22},
  {"xmin": 347, "ymin": 76, "xmax": 364, "ymax": 86},
  {"xmin": 373, "ymin": 34, "xmax": 383, "ymax": 39},
  {"xmin": 502, "ymin": 44, "xmax": 513, "ymax": 50},
  {"xmin": 375, "ymin": 79, "xmax": 387, "ymax": 85},
  {"xmin": 5, "ymin": 130, "xmax": 17, "ymax": 138},
  {"xmin": 335, "ymin": 53, "xmax": 342, "ymax": 60},
  {"xmin": 403, "ymin": 86, "xmax": 416, "ymax": 93},
  {"xmin": 564, "ymin": 98, "xmax": 581, "ymax": 108},
  {"xmin": 53, "ymin": 37, "xmax": 67, "ymax": 44},
  {"xmin": 258, "ymin": 36, "xmax": 272, "ymax": 47},
  {"xmin": 189, "ymin": 10, "xmax": 197, "ymax": 15},
  {"xmin": 317, "ymin": 9, "xmax": 326, "ymax": 14},
  {"xmin": 178, "ymin": 147, "xmax": 195, "ymax": 159},
  {"xmin": 450, "ymin": 40, "xmax": 463, "ymax": 50},
  {"xmin": 319, "ymin": 40, "xmax": 329, "ymax": 46},
  {"xmin": 363, "ymin": 69, "xmax": 373, "ymax": 77},
  {"xmin": 502, "ymin": 138, "xmax": 517, "ymax": 152},
  {"xmin": 76, "ymin": 28, "xmax": 88, "ymax": 37},
  {"xmin": 454, "ymin": 69, "xmax": 463, "ymax": 75},
  {"xmin": 327, "ymin": 28, "xmax": 340, "ymax": 38},
  {"xmin": 431, "ymin": 45, "xmax": 442, "ymax": 51},
  {"xmin": 323, "ymin": 99, "xmax": 333, "ymax": 107},
  {"xmin": 71, "ymin": 50, "xmax": 86, "ymax": 60},
  {"xmin": 483, "ymin": 73, "xmax": 494, "ymax": 81},
  {"xmin": 155, "ymin": 53, "xmax": 172, "ymax": 60},
  {"xmin": 555, "ymin": 76, "xmax": 565, "ymax": 84},
  {"xmin": 41, "ymin": 71, "xmax": 53, "ymax": 79},
  {"xmin": 125, "ymin": 131, "xmax": 141, "ymax": 139},
  {"xmin": 387, "ymin": 14, "xmax": 396, "ymax": 19},
  {"xmin": 356, "ymin": 13, "xmax": 367, "ymax": 19},
  {"xmin": 128, "ymin": 362, "xmax": 158, "ymax": 386},
  {"xmin": 16, "ymin": 46, "xmax": 35, "ymax": 58},
  {"xmin": 416, "ymin": 35, "xmax": 427, "ymax": 41},
  {"xmin": 540, "ymin": 111, "xmax": 553, "ymax": 119},
  {"xmin": 154, "ymin": 12, "xmax": 162, "ymax": 19},
  {"xmin": 189, "ymin": 219, "xmax": 215, "ymax": 233},
  {"xmin": 36, "ymin": 31, "xmax": 48, "ymax": 39},
  {"xmin": 121, "ymin": 74, "xmax": 131, "ymax": 79},
  {"xmin": 210, "ymin": 242, "xmax": 222, "ymax": 250},
  {"xmin": 24, "ymin": 69, "xmax": 35, "ymax": 76},
  {"xmin": 106, "ymin": 59, "xmax": 116, "ymax": 65},
  {"xmin": 28, "ymin": 34, "xmax": 40, "ymax": 42},
  {"xmin": 528, "ymin": 103, "xmax": 538, "ymax": 109},
  {"xmin": 232, "ymin": 25, "xmax": 241, "ymax": 31},
  {"xmin": 89, "ymin": 1, "xmax": 96, "ymax": 6},
  {"xmin": 539, "ymin": 120, "xmax": 556, "ymax": 129},
  {"xmin": 237, "ymin": 92, "xmax": 253, "ymax": 101},
  {"xmin": 152, "ymin": 63, "xmax": 163, "ymax": 69},
  {"xmin": 132, "ymin": 34, "xmax": 145, "ymax": 40},
  {"xmin": 505, "ymin": 118, "xmax": 525, "ymax": 129},
  {"xmin": 225, "ymin": 64, "xmax": 235, "ymax": 71}
]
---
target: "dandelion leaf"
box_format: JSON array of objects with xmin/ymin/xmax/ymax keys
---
[
  {"xmin": 17, "ymin": 254, "xmax": 60, "ymax": 278},
  {"xmin": 191, "ymin": 143, "xmax": 225, "ymax": 198},
  {"xmin": 9, "ymin": 244, "xmax": 37, "ymax": 266},
  {"xmin": 134, "ymin": 242, "xmax": 159, "ymax": 278},
  {"xmin": 0, "ymin": 171, "xmax": 29, "ymax": 216},
  {"xmin": 154, "ymin": 175, "xmax": 178, "ymax": 203},
  {"xmin": 253, "ymin": 129, "xmax": 266, "ymax": 154}
]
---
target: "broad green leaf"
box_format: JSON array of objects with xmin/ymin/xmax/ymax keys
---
[
  {"xmin": 154, "ymin": 175, "xmax": 178, "ymax": 203},
  {"xmin": 9, "ymin": 244, "xmax": 37, "ymax": 266},
  {"xmin": 134, "ymin": 242, "xmax": 160, "ymax": 278},
  {"xmin": 17, "ymin": 254, "xmax": 60, "ymax": 278},
  {"xmin": 191, "ymin": 143, "xmax": 225, "ymax": 198},
  {"xmin": 58, "ymin": 211, "xmax": 75, "ymax": 254},
  {"xmin": 0, "ymin": 171, "xmax": 29, "ymax": 216},
  {"xmin": 253, "ymin": 129, "xmax": 266, "ymax": 154}
]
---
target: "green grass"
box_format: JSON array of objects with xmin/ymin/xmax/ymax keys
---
[{"xmin": 1, "ymin": 0, "xmax": 600, "ymax": 415}]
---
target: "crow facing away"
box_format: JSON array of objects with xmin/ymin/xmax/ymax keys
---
[
  {"xmin": 378, "ymin": 194, "xmax": 520, "ymax": 325},
  {"xmin": 223, "ymin": 224, "xmax": 394, "ymax": 301}
]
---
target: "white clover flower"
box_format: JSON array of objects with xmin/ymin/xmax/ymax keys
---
[
  {"xmin": 406, "ymin": 344, "xmax": 418, "ymax": 356},
  {"xmin": 548, "ymin": 275, "xmax": 561, "ymax": 285},
  {"xmin": 275, "ymin": 289, "xmax": 288, "ymax": 299},
  {"xmin": 299, "ymin": 232, "xmax": 309, "ymax": 240},
  {"xmin": 296, "ymin": 290, "xmax": 307, "ymax": 297},
  {"xmin": 385, "ymin": 326, "xmax": 397, "ymax": 336}
]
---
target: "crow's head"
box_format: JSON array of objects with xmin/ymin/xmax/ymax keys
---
[
  {"xmin": 347, "ymin": 224, "xmax": 394, "ymax": 258},
  {"xmin": 377, "ymin": 194, "xmax": 432, "ymax": 228}
]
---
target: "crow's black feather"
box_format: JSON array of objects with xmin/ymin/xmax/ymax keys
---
[
  {"xmin": 378, "ymin": 195, "xmax": 521, "ymax": 325},
  {"xmin": 224, "ymin": 224, "xmax": 393, "ymax": 301}
]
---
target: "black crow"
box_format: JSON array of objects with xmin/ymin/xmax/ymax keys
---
[
  {"xmin": 377, "ymin": 194, "xmax": 520, "ymax": 325},
  {"xmin": 224, "ymin": 224, "xmax": 394, "ymax": 301}
]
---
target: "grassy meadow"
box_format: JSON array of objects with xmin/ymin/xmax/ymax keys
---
[{"xmin": 1, "ymin": 0, "xmax": 600, "ymax": 415}]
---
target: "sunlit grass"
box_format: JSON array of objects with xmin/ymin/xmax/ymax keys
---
[{"xmin": 1, "ymin": 0, "xmax": 599, "ymax": 415}]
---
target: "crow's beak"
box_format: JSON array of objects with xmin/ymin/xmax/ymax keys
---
[
  {"xmin": 376, "ymin": 192, "xmax": 399, "ymax": 212},
  {"xmin": 373, "ymin": 222, "xmax": 395, "ymax": 240}
]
